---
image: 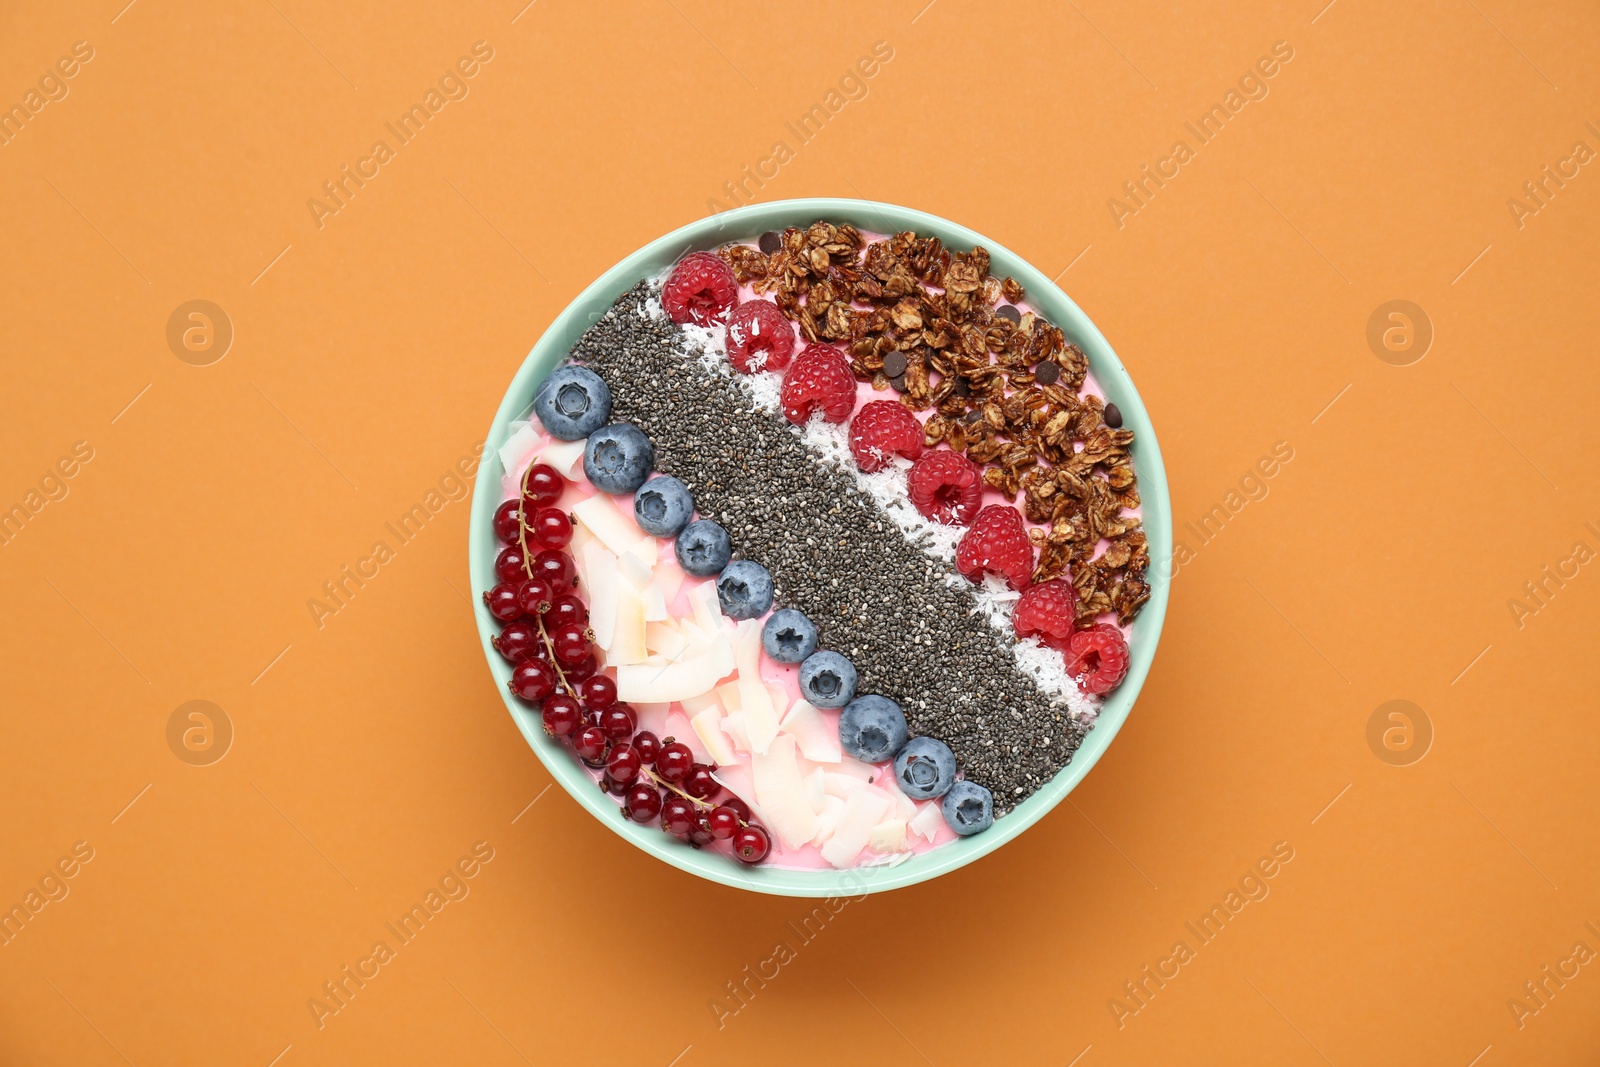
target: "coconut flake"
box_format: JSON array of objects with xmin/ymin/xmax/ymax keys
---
[
  {"xmin": 820, "ymin": 789, "xmax": 891, "ymax": 868},
  {"xmin": 497, "ymin": 424, "xmax": 541, "ymax": 479},
  {"xmin": 909, "ymin": 802, "xmax": 944, "ymax": 844},
  {"xmin": 868, "ymin": 819, "xmax": 909, "ymax": 854},
  {"xmin": 752, "ymin": 735, "xmax": 820, "ymax": 850}
]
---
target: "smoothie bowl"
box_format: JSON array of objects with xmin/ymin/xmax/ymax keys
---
[{"xmin": 468, "ymin": 199, "xmax": 1170, "ymax": 896}]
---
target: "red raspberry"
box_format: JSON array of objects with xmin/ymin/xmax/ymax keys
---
[
  {"xmin": 848, "ymin": 400, "xmax": 924, "ymax": 472},
  {"xmin": 1064, "ymin": 624, "xmax": 1130, "ymax": 696},
  {"xmin": 725, "ymin": 299, "xmax": 795, "ymax": 373},
  {"xmin": 780, "ymin": 344, "xmax": 856, "ymax": 425},
  {"xmin": 1012, "ymin": 578, "xmax": 1076, "ymax": 647},
  {"xmin": 662, "ymin": 252, "xmax": 738, "ymax": 326},
  {"xmin": 955, "ymin": 505, "xmax": 1033, "ymax": 589},
  {"xmin": 907, "ymin": 449, "xmax": 982, "ymax": 525}
]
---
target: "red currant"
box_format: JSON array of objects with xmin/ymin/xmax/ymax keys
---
[
  {"xmin": 606, "ymin": 743, "xmax": 641, "ymax": 784},
  {"xmin": 598, "ymin": 704, "xmax": 636, "ymax": 741},
  {"xmin": 534, "ymin": 550, "xmax": 576, "ymax": 590},
  {"xmin": 732, "ymin": 825, "xmax": 771, "ymax": 864},
  {"xmin": 548, "ymin": 593, "xmax": 588, "ymax": 627},
  {"xmin": 577, "ymin": 674, "xmax": 617, "ymax": 709},
  {"xmin": 484, "ymin": 583, "xmax": 522, "ymax": 622},
  {"xmin": 601, "ymin": 773, "xmax": 632, "ymax": 796},
  {"xmin": 509, "ymin": 660, "xmax": 556, "ymax": 702},
  {"xmin": 720, "ymin": 797, "xmax": 752, "ymax": 825},
  {"xmin": 656, "ymin": 743, "xmax": 694, "ymax": 784},
  {"xmin": 516, "ymin": 577, "xmax": 553, "ymax": 616},
  {"xmin": 683, "ymin": 764, "xmax": 718, "ymax": 800},
  {"xmin": 495, "ymin": 546, "xmax": 529, "ymax": 584},
  {"xmin": 689, "ymin": 813, "xmax": 715, "ymax": 846},
  {"xmin": 633, "ymin": 731, "xmax": 662, "ymax": 764},
  {"xmin": 661, "ymin": 796, "xmax": 699, "ymax": 837},
  {"xmin": 541, "ymin": 697, "xmax": 581, "ymax": 737},
  {"xmin": 494, "ymin": 621, "xmax": 540, "ymax": 663},
  {"xmin": 625, "ymin": 783, "xmax": 662, "ymax": 822},
  {"xmin": 566, "ymin": 654, "xmax": 598, "ymax": 682},
  {"xmin": 493, "ymin": 499, "xmax": 523, "ymax": 544},
  {"xmin": 531, "ymin": 507, "xmax": 572, "ymax": 550},
  {"xmin": 552, "ymin": 623, "xmax": 591, "ymax": 666},
  {"xmin": 523, "ymin": 463, "xmax": 564, "ymax": 507},
  {"xmin": 707, "ymin": 806, "xmax": 741, "ymax": 839},
  {"xmin": 574, "ymin": 725, "xmax": 609, "ymax": 764}
]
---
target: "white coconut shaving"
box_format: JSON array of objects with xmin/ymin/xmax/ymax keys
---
[
  {"xmin": 967, "ymin": 574, "xmax": 1099, "ymax": 726},
  {"xmin": 798, "ymin": 418, "xmax": 967, "ymax": 563}
]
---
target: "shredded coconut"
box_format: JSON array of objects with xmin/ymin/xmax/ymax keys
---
[
  {"xmin": 799, "ymin": 419, "xmax": 966, "ymax": 562},
  {"xmin": 742, "ymin": 369, "xmax": 782, "ymax": 414}
]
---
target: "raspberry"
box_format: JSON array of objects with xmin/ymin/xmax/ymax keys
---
[
  {"xmin": 1012, "ymin": 578, "xmax": 1076, "ymax": 647},
  {"xmin": 662, "ymin": 252, "xmax": 738, "ymax": 326},
  {"xmin": 848, "ymin": 400, "xmax": 924, "ymax": 472},
  {"xmin": 1065, "ymin": 624, "xmax": 1130, "ymax": 696},
  {"xmin": 780, "ymin": 344, "xmax": 856, "ymax": 425},
  {"xmin": 955, "ymin": 505, "xmax": 1033, "ymax": 589},
  {"xmin": 725, "ymin": 299, "xmax": 795, "ymax": 373},
  {"xmin": 907, "ymin": 449, "xmax": 982, "ymax": 525}
]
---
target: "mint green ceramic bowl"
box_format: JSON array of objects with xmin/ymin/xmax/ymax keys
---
[{"xmin": 468, "ymin": 198, "xmax": 1170, "ymax": 896}]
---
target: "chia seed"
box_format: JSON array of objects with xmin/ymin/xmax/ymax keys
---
[{"xmin": 566, "ymin": 285, "xmax": 1087, "ymax": 813}]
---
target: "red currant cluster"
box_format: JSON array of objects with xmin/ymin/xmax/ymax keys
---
[{"xmin": 485, "ymin": 461, "xmax": 772, "ymax": 866}]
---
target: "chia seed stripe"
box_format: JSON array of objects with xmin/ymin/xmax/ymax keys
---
[{"xmin": 568, "ymin": 285, "xmax": 1087, "ymax": 813}]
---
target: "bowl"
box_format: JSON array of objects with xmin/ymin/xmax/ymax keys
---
[{"xmin": 468, "ymin": 198, "xmax": 1170, "ymax": 896}]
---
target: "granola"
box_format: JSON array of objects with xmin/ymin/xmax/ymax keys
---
[{"xmin": 721, "ymin": 223, "xmax": 1150, "ymax": 628}]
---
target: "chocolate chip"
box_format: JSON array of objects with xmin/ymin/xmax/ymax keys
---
[
  {"xmin": 962, "ymin": 409, "xmax": 984, "ymax": 424},
  {"xmin": 758, "ymin": 230, "xmax": 782, "ymax": 254},
  {"xmin": 995, "ymin": 304, "xmax": 1021, "ymax": 323},
  {"xmin": 1104, "ymin": 402, "xmax": 1123, "ymax": 428},
  {"xmin": 1034, "ymin": 361, "xmax": 1060, "ymax": 385},
  {"xmin": 881, "ymin": 351, "xmax": 907, "ymax": 378},
  {"xmin": 953, "ymin": 376, "xmax": 971, "ymax": 398},
  {"xmin": 888, "ymin": 375, "xmax": 907, "ymax": 393}
]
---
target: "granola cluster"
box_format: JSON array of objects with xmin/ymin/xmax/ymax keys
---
[{"xmin": 720, "ymin": 222, "xmax": 1150, "ymax": 628}]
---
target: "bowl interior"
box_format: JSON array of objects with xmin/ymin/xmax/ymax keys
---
[{"xmin": 468, "ymin": 198, "xmax": 1171, "ymax": 896}]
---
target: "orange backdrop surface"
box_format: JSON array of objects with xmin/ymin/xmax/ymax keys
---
[{"xmin": 3, "ymin": 1, "xmax": 1598, "ymax": 1064}]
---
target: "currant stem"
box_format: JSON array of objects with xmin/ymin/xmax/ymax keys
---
[
  {"xmin": 641, "ymin": 767, "xmax": 704, "ymax": 807},
  {"xmin": 518, "ymin": 462, "xmax": 579, "ymax": 700},
  {"xmin": 640, "ymin": 767, "xmax": 747, "ymax": 825}
]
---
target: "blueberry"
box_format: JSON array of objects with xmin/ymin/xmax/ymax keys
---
[
  {"xmin": 799, "ymin": 652, "xmax": 858, "ymax": 710},
  {"xmin": 717, "ymin": 560, "xmax": 773, "ymax": 620},
  {"xmin": 583, "ymin": 422, "xmax": 654, "ymax": 494},
  {"xmin": 675, "ymin": 519, "xmax": 731, "ymax": 577},
  {"xmin": 892, "ymin": 736, "xmax": 957, "ymax": 800},
  {"xmin": 940, "ymin": 780, "xmax": 994, "ymax": 836},
  {"xmin": 837, "ymin": 697, "xmax": 909, "ymax": 764},
  {"xmin": 634, "ymin": 475, "xmax": 694, "ymax": 537},
  {"xmin": 761, "ymin": 609, "xmax": 818, "ymax": 664},
  {"xmin": 533, "ymin": 365, "xmax": 611, "ymax": 440}
]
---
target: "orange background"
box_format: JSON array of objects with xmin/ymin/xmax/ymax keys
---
[{"xmin": 2, "ymin": 1, "xmax": 1598, "ymax": 1064}]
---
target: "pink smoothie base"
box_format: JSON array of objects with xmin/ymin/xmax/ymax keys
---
[{"xmin": 500, "ymin": 430, "xmax": 958, "ymax": 870}]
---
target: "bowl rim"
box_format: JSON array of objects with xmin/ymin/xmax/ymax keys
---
[{"xmin": 468, "ymin": 197, "xmax": 1171, "ymax": 897}]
